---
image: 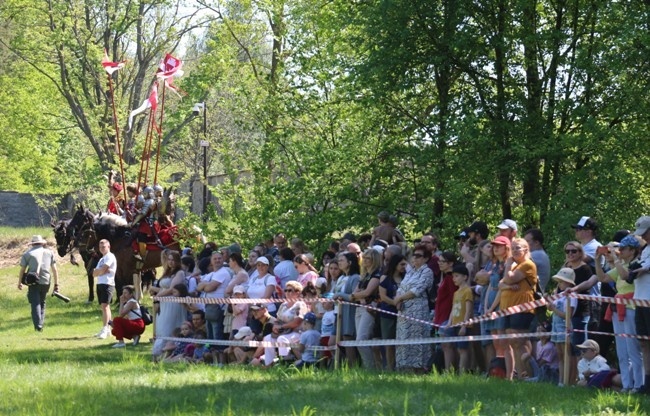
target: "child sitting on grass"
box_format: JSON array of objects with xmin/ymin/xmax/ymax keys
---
[
  {"xmin": 295, "ymin": 312, "xmax": 321, "ymax": 369},
  {"xmin": 576, "ymin": 339, "xmax": 621, "ymax": 389},
  {"xmin": 522, "ymin": 322, "xmax": 559, "ymax": 383}
]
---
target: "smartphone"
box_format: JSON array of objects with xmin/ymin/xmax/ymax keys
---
[{"xmin": 596, "ymin": 246, "xmax": 610, "ymax": 256}]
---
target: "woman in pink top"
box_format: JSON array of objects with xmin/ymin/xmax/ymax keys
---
[{"xmin": 294, "ymin": 254, "xmax": 318, "ymax": 287}]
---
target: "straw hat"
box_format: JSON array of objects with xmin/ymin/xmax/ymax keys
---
[
  {"xmin": 28, "ymin": 235, "xmax": 47, "ymax": 245},
  {"xmin": 552, "ymin": 267, "xmax": 576, "ymax": 286}
]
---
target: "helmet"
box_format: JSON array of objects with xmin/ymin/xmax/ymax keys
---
[
  {"xmin": 153, "ymin": 184, "xmax": 163, "ymax": 195},
  {"xmin": 136, "ymin": 194, "xmax": 145, "ymax": 208},
  {"xmin": 143, "ymin": 186, "xmax": 154, "ymax": 198}
]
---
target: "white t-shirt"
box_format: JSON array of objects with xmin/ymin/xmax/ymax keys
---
[
  {"xmin": 321, "ymin": 310, "xmax": 336, "ymax": 336},
  {"xmin": 634, "ymin": 245, "xmax": 650, "ymax": 299},
  {"xmin": 247, "ymin": 273, "xmax": 277, "ymax": 312},
  {"xmin": 202, "ymin": 267, "xmax": 231, "ymax": 299},
  {"xmin": 96, "ymin": 252, "xmax": 117, "ymax": 286}
]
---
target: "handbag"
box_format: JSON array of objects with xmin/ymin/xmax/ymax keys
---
[
  {"xmin": 21, "ymin": 250, "xmax": 46, "ymax": 286},
  {"xmin": 132, "ymin": 305, "xmax": 153, "ymax": 325}
]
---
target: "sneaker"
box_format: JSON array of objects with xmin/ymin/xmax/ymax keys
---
[
  {"xmin": 630, "ymin": 388, "xmax": 639, "ymax": 394},
  {"xmin": 620, "ymin": 388, "xmax": 629, "ymax": 394},
  {"xmin": 132, "ymin": 335, "xmax": 141, "ymax": 346},
  {"xmin": 112, "ymin": 341, "xmax": 126, "ymax": 348},
  {"xmin": 95, "ymin": 328, "xmax": 109, "ymax": 339}
]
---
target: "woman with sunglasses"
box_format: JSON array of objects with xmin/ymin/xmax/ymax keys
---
[
  {"xmin": 294, "ymin": 254, "xmax": 319, "ymax": 287},
  {"xmin": 563, "ymin": 240, "xmax": 598, "ymax": 383},
  {"xmin": 273, "ymin": 281, "xmax": 309, "ymax": 362},
  {"xmin": 394, "ymin": 244, "xmax": 434, "ymax": 372}
]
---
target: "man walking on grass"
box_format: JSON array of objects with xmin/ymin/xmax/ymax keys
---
[{"xmin": 93, "ymin": 239, "xmax": 116, "ymax": 339}]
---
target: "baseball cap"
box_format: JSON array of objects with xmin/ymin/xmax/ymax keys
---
[
  {"xmin": 303, "ymin": 312, "xmax": 317, "ymax": 324},
  {"xmin": 497, "ymin": 219, "xmax": 518, "ymax": 231},
  {"xmin": 256, "ymin": 256, "xmax": 270, "ymax": 265},
  {"xmin": 633, "ymin": 216, "xmax": 650, "ymax": 236},
  {"xmin": 468, "ymin": 221, "xmax": 489, "ymax": 238},
  {"xmin": 234, "ymin": 326, "xmax": 253, "ymax": 340},
  {"xmin": 571, "ymin": 216, "xmax": 598, "ymax": 231},
  {"xmin": 491, "ymin": 235, "xmax": 511, "ymax": 247}
]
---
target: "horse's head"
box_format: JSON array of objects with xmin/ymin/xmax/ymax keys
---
[
  {"xmin": 52, "ymin": 219, "xmax": 71, "ymax": 257},
  {"xmin": 60, "ymin": 205, "xmax": 97, "ymax": 253}
]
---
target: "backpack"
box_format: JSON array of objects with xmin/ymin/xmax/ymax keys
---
[{"xmin": 133, "ymin": 305, "xmax": 153, "ymax": 326}]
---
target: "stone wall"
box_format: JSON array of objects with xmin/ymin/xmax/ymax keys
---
[{"xmin": 0, "ymin": 192, "xmax": 73, "ymax": 227}]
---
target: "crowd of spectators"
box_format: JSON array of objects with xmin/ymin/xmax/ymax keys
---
[{"xmin": 144, "ymin": 212, "xmax": 650, "ymax": 394}]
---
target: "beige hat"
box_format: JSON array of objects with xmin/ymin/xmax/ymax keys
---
[
  {"xmin": 28, "ymin": 235, "xmax": 47, "ymax": 245},
  {"xmin": 576, "ymin": 339, "xmax": 600, "ymax": 354},
  {"xmin": 232, "ymin": 285, "xmax": 246, "ymax": 295},
  {"xmin": 552, "ymin": 267, "xmax": 576, "ymax": 286},
  {"xmin": 233, "ymin": 326, "xmax": 253, "ymax": 340}
]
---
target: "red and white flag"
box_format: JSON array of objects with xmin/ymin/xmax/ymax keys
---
[
  {"xmin": 128, "ymin": 83, "xmax": 159, "ymax": 129},
  {"xmin": 101, "ymin": 49, "xmax": 126, "ymax": 75},
  {"xmin": 156, "ymin": 53, "xmax": 184, "ymax": 79}
]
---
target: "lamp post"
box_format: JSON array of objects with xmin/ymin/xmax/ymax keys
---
[{"xmin": 193, "ymin": 102, "xmax": 208, "ymax": 216}]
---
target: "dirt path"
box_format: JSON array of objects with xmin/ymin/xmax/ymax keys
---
[{"xmin": 0, "ymin": 236, "xmax": 71, "ymax": 268}]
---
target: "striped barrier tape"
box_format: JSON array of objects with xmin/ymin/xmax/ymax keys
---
[
  {"xmin": 159, "ymin": 331, "xmax": 565, "ymax": 349},
  {"xmin": 571, "ymin": 328, "xmax": 650, "ymax": 341}
]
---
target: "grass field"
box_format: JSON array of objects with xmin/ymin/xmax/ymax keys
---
[{"xmin": 1, "ymin": 228, "xmax": 649, "ymax": 415}]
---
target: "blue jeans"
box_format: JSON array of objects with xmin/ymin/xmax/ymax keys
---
[
  {"xmin": 27, "ymin": 284, "xmax": 50, "ymax": 330},
  {"xmin": 205, "ymin": 304, "xmax": 225, "ymax": 341}
]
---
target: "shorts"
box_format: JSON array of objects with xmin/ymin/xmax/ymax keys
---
[
  {"xmin": 484, "ymin": 315, "xmax": 506, "ymax": 332},
  {"xmin": 380, "ymin": 317, "xmax": 396, "ymax": 340},
  {"xmin": 571, "ymin": 315, "xmax": 589, "ymax": 355},
  {"xmin": 504, "ymin": 312, "xmax": 534, "ymax": 330},
  {"xmin": 551, "ymin": 314, "xmax": 570, "ymax": 344},
  {"xmin": 442, "ymin": 326, "xmax": 469, "ymax": 349},
  {"xmin": 635, "ymin": 306, "xmax": 650, "ymax": 336},
  {"xmin": 97, "ymin": 284, "xmax": 114, "ymax": 305}
]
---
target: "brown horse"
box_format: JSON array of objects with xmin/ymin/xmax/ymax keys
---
[{"xmin": 53, "ymin": 205, "xmax": 180, "ymax": 300}]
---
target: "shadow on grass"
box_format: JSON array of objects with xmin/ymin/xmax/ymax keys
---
[{"xmin": 3, "ymin": 341, "xmax": 153, "ymax": 365}]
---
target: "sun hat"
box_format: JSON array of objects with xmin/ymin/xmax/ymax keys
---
[
  {"xmin": 576, "ymin": 339, "xmax": 600, "ymax": 354},
  {"xmin": 552, "ymin": 267, "xmax": 576, "ymax": 286},
  {"xmin": 28, "ymin": 235, "xmax": 47, "ymax": 245}
]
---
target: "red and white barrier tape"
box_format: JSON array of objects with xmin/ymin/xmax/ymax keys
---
[
  {"xmin": 158, "ymin": 336, "xmax": 334, "ymax": 350},
  {"xmin": 572, "ymin": 328, "xmax": 650, "ymax": 341}
]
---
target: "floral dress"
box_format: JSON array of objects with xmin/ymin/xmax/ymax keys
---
[{"xmin": 396, "ymin": 264, "xmax": 434, "ymax": 370}]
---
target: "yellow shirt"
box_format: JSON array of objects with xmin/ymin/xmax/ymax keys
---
[
  {"xmin": 450, "ymin": 286, "xmax": 474, "ymax": 326},
  {"xmin": 499, "ymin": 259, "xmax": 537, "ymax": 313}
]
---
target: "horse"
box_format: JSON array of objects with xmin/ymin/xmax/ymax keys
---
[{"xmin": 53, "ymin": 205, "xmax": 181, "ymax": 300}]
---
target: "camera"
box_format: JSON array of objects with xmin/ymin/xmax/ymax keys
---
[
  {"xmin": 596, "ymin": 246, "xmax": 610, "ymax": 256},
  {"xmin": 52, "ymin": 291, "xmax": 71, "ymax": 303},
  {"xmin": 625, "ymin": 261, "xmax": 643, "ymax": 284}
]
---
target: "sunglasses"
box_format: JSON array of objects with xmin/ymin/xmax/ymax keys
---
[
  {"xmin": 285, "ymin": 289, "xmax": 297, "ymax": 293},
  {"xmin": 412, "ymin": 253, "xmax": 424, "ymax": 258},
  {"xmin": 565, "ymin": 249, "xmax": 579, "ymax": 254}
]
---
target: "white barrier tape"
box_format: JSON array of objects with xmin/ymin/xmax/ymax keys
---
[
  {"xmin": 571, "ymin": 328, "xmax": 650, "ymax": 341},
  {"xmin": 338, "ymin": 332, "xmax": 566, "ymax": 348},
  {"xmin": 159, "ymin": 336, "xmax": 335, "ymax": 350},
  {"xmin": 569, "ymin": 292, "xmax": 650, "ymax": 308}
]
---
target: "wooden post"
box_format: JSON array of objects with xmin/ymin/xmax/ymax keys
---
[
  {"xmin": 563, "ymin": 293, "xmax": 570, "ymax": 386},
  {"xmin": 335, "ymin": 302, "xmax": 342, "ymax": 370}
]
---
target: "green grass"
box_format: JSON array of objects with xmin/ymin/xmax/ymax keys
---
[
  {"xmin": 1, "ymin": 229, "xmax": 649, "ymax": 415},
  {"xmin": 0, "ymin": 226, "xmax": 53, "ymax": 239}
]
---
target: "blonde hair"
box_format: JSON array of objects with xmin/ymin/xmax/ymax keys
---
[{"xmin": 285, "ymin": 281, "xmax": 304, "ymax": 293}]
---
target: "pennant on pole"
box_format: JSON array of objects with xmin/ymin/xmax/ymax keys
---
[
  {"xmin": 164, "ymin": 78, "xmax": 188, "ymax": 98},
  {"xmin": 101, "ymin": 49, "xmax": 126, "ymax": 75},
  {"xmin": 156, "ymin": 53, "xmax": 184, "ymax": 79},
  {"xmin": 128, "ymin": 83, "xmax": 159, "ymax": 129}
]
